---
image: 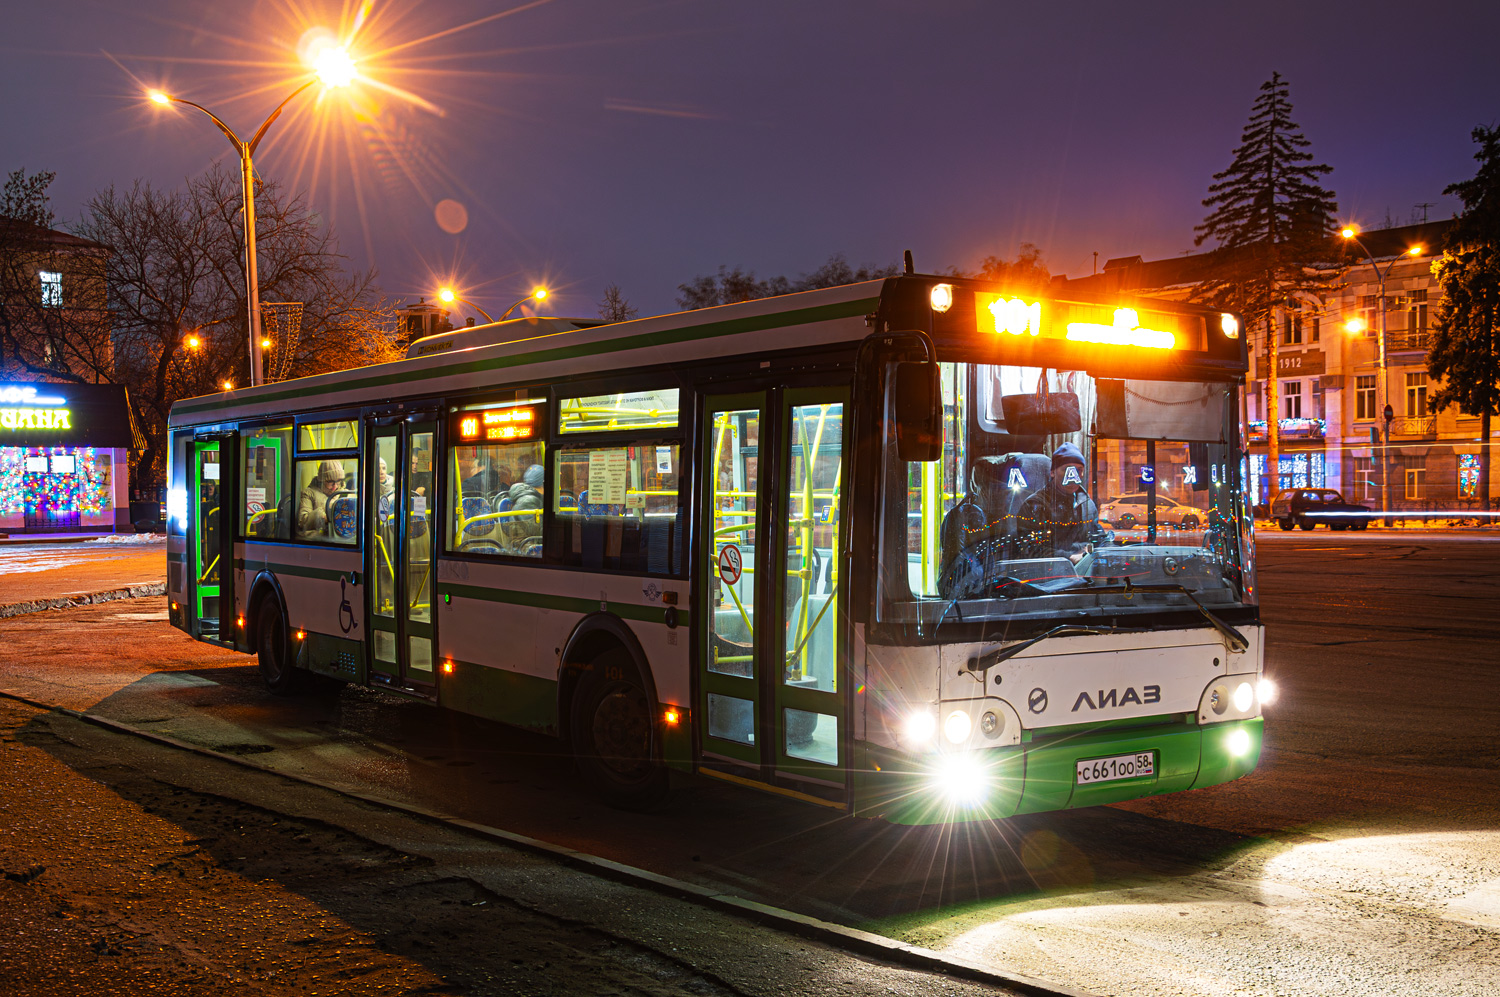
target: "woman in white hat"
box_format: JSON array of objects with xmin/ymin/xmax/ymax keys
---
[{"xmin": 297, "ymin": 459, "xmax": 348, "ymax": 538}]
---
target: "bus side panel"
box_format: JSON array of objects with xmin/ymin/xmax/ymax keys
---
[{"xmin": 241, "ymin": 542, "xmax": 363, "ymax": 659}]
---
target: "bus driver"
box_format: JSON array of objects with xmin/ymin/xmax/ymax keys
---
[{"xmin": 1018, "ymin": 442, "xmax": 1099, "ymax": 563}]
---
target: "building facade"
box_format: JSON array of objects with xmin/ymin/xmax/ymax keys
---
[{"xmin": 1063, "ymin": 221, "xmax": 1495, "ymax": 517}]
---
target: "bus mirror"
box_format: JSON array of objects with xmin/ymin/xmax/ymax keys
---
[
  {"xmin": 1002, "ymin": 392, "xmax": 1082, "ymax": 436},
  {"xmin": 894, "ymin": 362, "xmax": 942, "ymax": 462}
]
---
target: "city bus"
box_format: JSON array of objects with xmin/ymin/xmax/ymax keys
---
[{"xmin": 165, "ymin": 273, "xmax": 1266, "ymax": 823}]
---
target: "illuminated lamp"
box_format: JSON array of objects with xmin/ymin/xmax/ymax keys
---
[
  {"xmin": 1226, "ymin": 727, "xmax": 1252, "ymax": 757},
  {"xmin": 932, "ymin": 753, "xmax": 988, "ymax": 805},
  {"xmin": 1220, "ymin": 313, "xmax": 1240, "ymax": 339},
  {"xmin": 929, "ymin": 283, "xmax": 954, "ymax": 313},
  {"xmin": 663, "ymin": 707, "xmax": 681, "ymax": 725}
]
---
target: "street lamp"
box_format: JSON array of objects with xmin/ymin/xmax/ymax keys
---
[
  {"xmin": 498, "ymin": 286, "xmax": 549, "ymax": 321},
  {"xmin": 1341, "ymin": 227, "xmax": 1424, "ymax": 527},
  {"xmin": 148, "ymin": 43, "xmax": 356, "ymax": 387},
  {"xmin": 436, "ymin": 286, "xmax": 494, "ymax": 324}
]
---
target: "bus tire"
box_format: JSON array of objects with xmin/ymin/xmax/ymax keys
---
[
  {"xmin": 256, "ymin": 598, "xmax": 301, "ymax": 696},
  {"xmin": 569, "ymin": 648, "xmax": 669, "ymax": 812}
]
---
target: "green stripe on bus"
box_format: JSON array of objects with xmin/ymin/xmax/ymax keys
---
[
  {"xmin": 438, "ymin": 581, "xmax": 684, "ymax": 626},
  {"xmin": 174, "ymin": 297, "xmax": 877, "ymax": 418},
  {"xmin": 252, "ymin": 562, "xmax": 353, "ymax": 582}
]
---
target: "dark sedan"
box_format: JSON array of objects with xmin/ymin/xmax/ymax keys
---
[{"xmin": 1269, "ymin": 488, "xmax": 1371, "ymax": 531}]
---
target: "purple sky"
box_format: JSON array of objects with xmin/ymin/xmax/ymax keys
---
[{"xmin": 4, "ymin": 1, "xmax": 1497, "ymax": 319}]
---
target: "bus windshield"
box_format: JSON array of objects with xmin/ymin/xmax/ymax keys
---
[{"xmin": 880, "ymin": 361, "xmax": 1256, "ymax": 629}]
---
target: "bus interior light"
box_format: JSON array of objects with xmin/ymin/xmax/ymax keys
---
[{"xmin": 929, "ymin": 283, "xmax": 954, "ymax": 313}]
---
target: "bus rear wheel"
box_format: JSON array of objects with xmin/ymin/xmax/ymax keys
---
[{"xmin": 570, "ymin": 650, "xmax": 669, "ymax": 811}]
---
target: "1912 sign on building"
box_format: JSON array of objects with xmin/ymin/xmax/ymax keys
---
[{"xmin": 1256, "ymin": 349, "xmax": 1326, "ymax": 379}]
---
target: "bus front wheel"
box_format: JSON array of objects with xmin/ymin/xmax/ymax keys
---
[
  {"xmin": 570, "ymin": 649, "xmax": 669, "ymax": 811},
  {"xmin": 256, "ymin": 600, "xmax": 300, "ymax": 696}
]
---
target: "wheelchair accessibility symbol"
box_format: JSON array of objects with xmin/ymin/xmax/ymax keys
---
[{"xmin": 338, "ymin": 575, "xmax": 357, "ymax": 635}]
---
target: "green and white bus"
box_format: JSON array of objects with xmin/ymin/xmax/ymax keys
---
[{"xmin": 166, "ymin": 273, "xmax": 1267, "ymax": 823}]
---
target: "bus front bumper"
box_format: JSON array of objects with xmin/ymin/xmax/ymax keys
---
[{"xmin": 853, "ymin": 717, "xmax": 1263, "ymax": 825}]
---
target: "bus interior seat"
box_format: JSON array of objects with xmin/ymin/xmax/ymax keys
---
[
  {"xmin": 328, "ymin": 494, "xmax": 358, "ymax": 541},
  {"xmin": 460, "ymin": 496, "xmax": 495, "ymax": 540}
]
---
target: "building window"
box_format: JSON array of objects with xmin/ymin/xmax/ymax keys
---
[
  {"xmin": 1282, "ymin": 380, "xmax": 1302, "ymax": 419},
  {"xmin": 1356, "ymin": 375, "xmax": 1377, "ymax": 420},
  {"xmin": 1353, "ymin": 457, "xmax": 1376, "ymax": 503},
  {"xmin": 1282, "ymin": 309, "xmax": 1302, "ymax": 345},
  {"xmin": 1406, "ymin": 372, "xmax": 1428, "ymax": 417},
  {"xmin": 1408, "ymin": 289, "xmax": 1428, "ymax": 336},
  {"xmin": 1310, "ymin": 315, "xmax": 1320, "ymax": 343},
  {"xmin": 1459, "ymin": 454, "xmax": 1480, "ymax": 499},
  {"xmin": 1358, "ymin": 295, "xmax": 1378, "ymax": 335},
  {"xmin": 39, "ymin": 270, "xmax": 62, "ymax": 307},
  {"xmin": 1405, "ymin": 466, "xmax": 1426, "ymax": 501}
]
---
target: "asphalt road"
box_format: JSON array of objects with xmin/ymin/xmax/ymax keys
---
[{"xmin": 1, "ymin": 532, "xmax": 1497, "ymax": 994}]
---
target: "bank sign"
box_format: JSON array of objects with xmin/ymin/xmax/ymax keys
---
[{"xmin": 0, "ymin": 382, "xmax": 137, "ymax": 448}]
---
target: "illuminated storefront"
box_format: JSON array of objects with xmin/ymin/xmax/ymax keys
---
[{"xmin": 0, "ymin": 381, "xmax": 141, "ymax": 534}]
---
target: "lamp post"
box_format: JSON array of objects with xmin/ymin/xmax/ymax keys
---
[
  {"xmin": 498, "ymin": 286, "xmax": 549, "ymax": 321},
  {"xmin": 149, "ymin": 45, "xmax": 355, "ymax": 387},
  {"xmin": 1341, "ymin": 228, "xmax": 1423, "ymax": 527}
]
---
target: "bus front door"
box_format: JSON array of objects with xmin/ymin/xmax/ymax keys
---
[
  {"xmin": 367, "ymin": 417, "xmax": 438, "ymax": 693},
  {"xmin": 699, "ymin": 389, "xmax": 848, "ymax": 798},
  {"xmin": 189, "ymin": 438, "xmax": 235, "ymax": 642}
]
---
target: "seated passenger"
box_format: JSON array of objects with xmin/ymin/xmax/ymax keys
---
[
  {"xmin": 1017, "ymin": 442, "xmax": 1099, "ymax": 563},
  {"xmin": 297, "ymin": 460, "xmax": 347, "ymax": 538}
]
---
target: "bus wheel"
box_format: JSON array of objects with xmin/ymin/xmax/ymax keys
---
[
  {"xmin": 256, "ymin": 600, "xmax": 301, "ymax": 696},
  {"xmin": 570, "ymin": 650, "xmax": 669, "ymax": 811}
]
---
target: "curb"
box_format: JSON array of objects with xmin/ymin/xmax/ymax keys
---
[
  {"xmin": 0, "ymin": 582, "xmax": 166, "ymax": 620},
  {"xmin": 0, "ymin": 687, "xmax": 1090, "ymax": 997}
]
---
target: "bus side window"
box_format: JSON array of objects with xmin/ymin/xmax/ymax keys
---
[
  {"xmin": 447, "ymin": 438, "xmax": 546, "ymax": 558},
  {"xmin": 293, "ymin": 457, "xmax": 359, "ymax": 544},
  {"xmin": 552, "ymin": 442, "xmax": 682, "ymax": 574},
  {"xmin": 243, "ymin": 424, "xmax": 293, "ymax": 540}
]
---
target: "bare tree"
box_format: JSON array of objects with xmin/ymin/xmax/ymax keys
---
[
  {"xmin": 598, "ymin": 283, "xmax": 639, "ymax": 322},
  {"xmin": 75, "ymin": 163, "xmax": 400, "ymax": 489}
]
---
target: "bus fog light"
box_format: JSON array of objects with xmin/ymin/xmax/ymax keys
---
[
  {"xmin": 1226, "ymin": 727, "xmax": 1252, "ymax": 757},
  {"xmin": 943, "ymin": 709, "xmax": 972, "ymax": 744},
  {"xmin": 1232, "ymin": 682, "xmax": 1254, "ymax": 713},
  {"xmin": 1257, "ymin": 678, "xmax": 1278, "ymax": 705},
  {"xmin": 903, "ymin": 710, "xmax": 937, "ymax": 746},
  {"xmin": 980, "ymin": 711, "xmax": 1001, "ymax": 737},
  {"xmin": 933, "ymin": 753, "xmax": 987, "ymax": 805}
]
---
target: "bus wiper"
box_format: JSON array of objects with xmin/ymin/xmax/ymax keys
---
[
  {"xmin": 1083, "ymin": 579, "xmax": 1250, "ymax": 652},
  {"xmin": 967, "ymin": 623, "xmax": 1139, "ymax": 672}
]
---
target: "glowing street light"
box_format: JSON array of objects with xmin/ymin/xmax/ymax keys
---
[
  {"xmin": 148, "ymin": 40, "xmax": 357, "ymax": 387},
  {"xmin": 437, "ymin": 286, "xmax": 494, "ymax": 324},
  {"xmin": 498, "ymin": 286, "xmax": 549, "ymax": 321},
  {"xmin": 184, "ymin": 333, "xmax": 202, "ymax": 350}
]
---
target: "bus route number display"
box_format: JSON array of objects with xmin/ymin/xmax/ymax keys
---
[
  {"xmin": 455, "ymin": 404, "xmax": 540, "ymax": 443},
  {"xmin": 717, "ymin": 544, "xmax": 742, "ymax": 586}
]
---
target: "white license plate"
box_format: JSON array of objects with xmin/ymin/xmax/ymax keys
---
[{"xmin": 1076, "ymin": 751, "xmax": 1155, "ymax": 785}]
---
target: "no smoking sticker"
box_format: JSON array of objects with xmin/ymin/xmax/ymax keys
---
[{"xmin": 717, "ymin": 544, "xmax": 742, "ymax": 586}]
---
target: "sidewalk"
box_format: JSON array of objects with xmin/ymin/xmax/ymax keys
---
[{"xmin": 0, "ymin": 538, "xmax": 165, "ymax": 616}]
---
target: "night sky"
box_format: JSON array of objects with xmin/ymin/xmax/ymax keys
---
[{"xmin": 4, "ymin": 1, "xmax": 1498, "ymax": 320}]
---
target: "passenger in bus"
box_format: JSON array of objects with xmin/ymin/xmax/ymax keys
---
[
  {"xmin": 457, "ymin": 449, "xmax": 508, "ymax": 496},
  {"xmin": 297, "ymin": 460, "xmax": 348, "ymax": 538},
  {"xmin": 1017, "ymin": 442, "xmax": 1099, "ymax": 563}
]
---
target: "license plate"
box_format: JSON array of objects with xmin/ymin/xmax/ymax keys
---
[{"xmin": 1075, "ymin": 751, "xmax": 1155, "ymax": 785}]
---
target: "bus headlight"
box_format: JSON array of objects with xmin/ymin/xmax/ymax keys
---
[
  {"xmin": 943, "ymin": 709, "xmax": 972, "ymax": 744},
  {"xmin": 903, "ymin": 710, "xmax": 937, "ymax": 747},
  {"xmin": 933, "ymin": 752, "xmax": 988, "ymax": 805},
  {"xmin": 1257, "ymin": 677, "xmax": 1278, "ymax": 705},
  {"xmin": 1220, "ymin": 313, "xmax": 1240, "ymax": 339},
  {"xmin": 1232, "ymin": 681, "xmax": 1255, "ymax": 713}
]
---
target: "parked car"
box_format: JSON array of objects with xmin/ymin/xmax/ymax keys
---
[
  {"xmin": 1098, "ymin": 493, "xmax": 1210, "ymax": 530},
  {"xmin": 1268, "ymin": 488, "xmax": 1370, "ymax": 531}
]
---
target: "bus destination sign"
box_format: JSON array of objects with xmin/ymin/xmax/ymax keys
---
[{"xmin": 455, "ymin": 403, "xmax": 541, "ymax": 443}]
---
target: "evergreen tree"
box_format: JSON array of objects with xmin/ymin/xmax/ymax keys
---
[
  {"xmin": 1193, "ymin": 72, "xmax": 1338, "ymax": 503},
  {"xmin": 1427, "ymin": 125, "xmax": 1500, "ymax": 511}
]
